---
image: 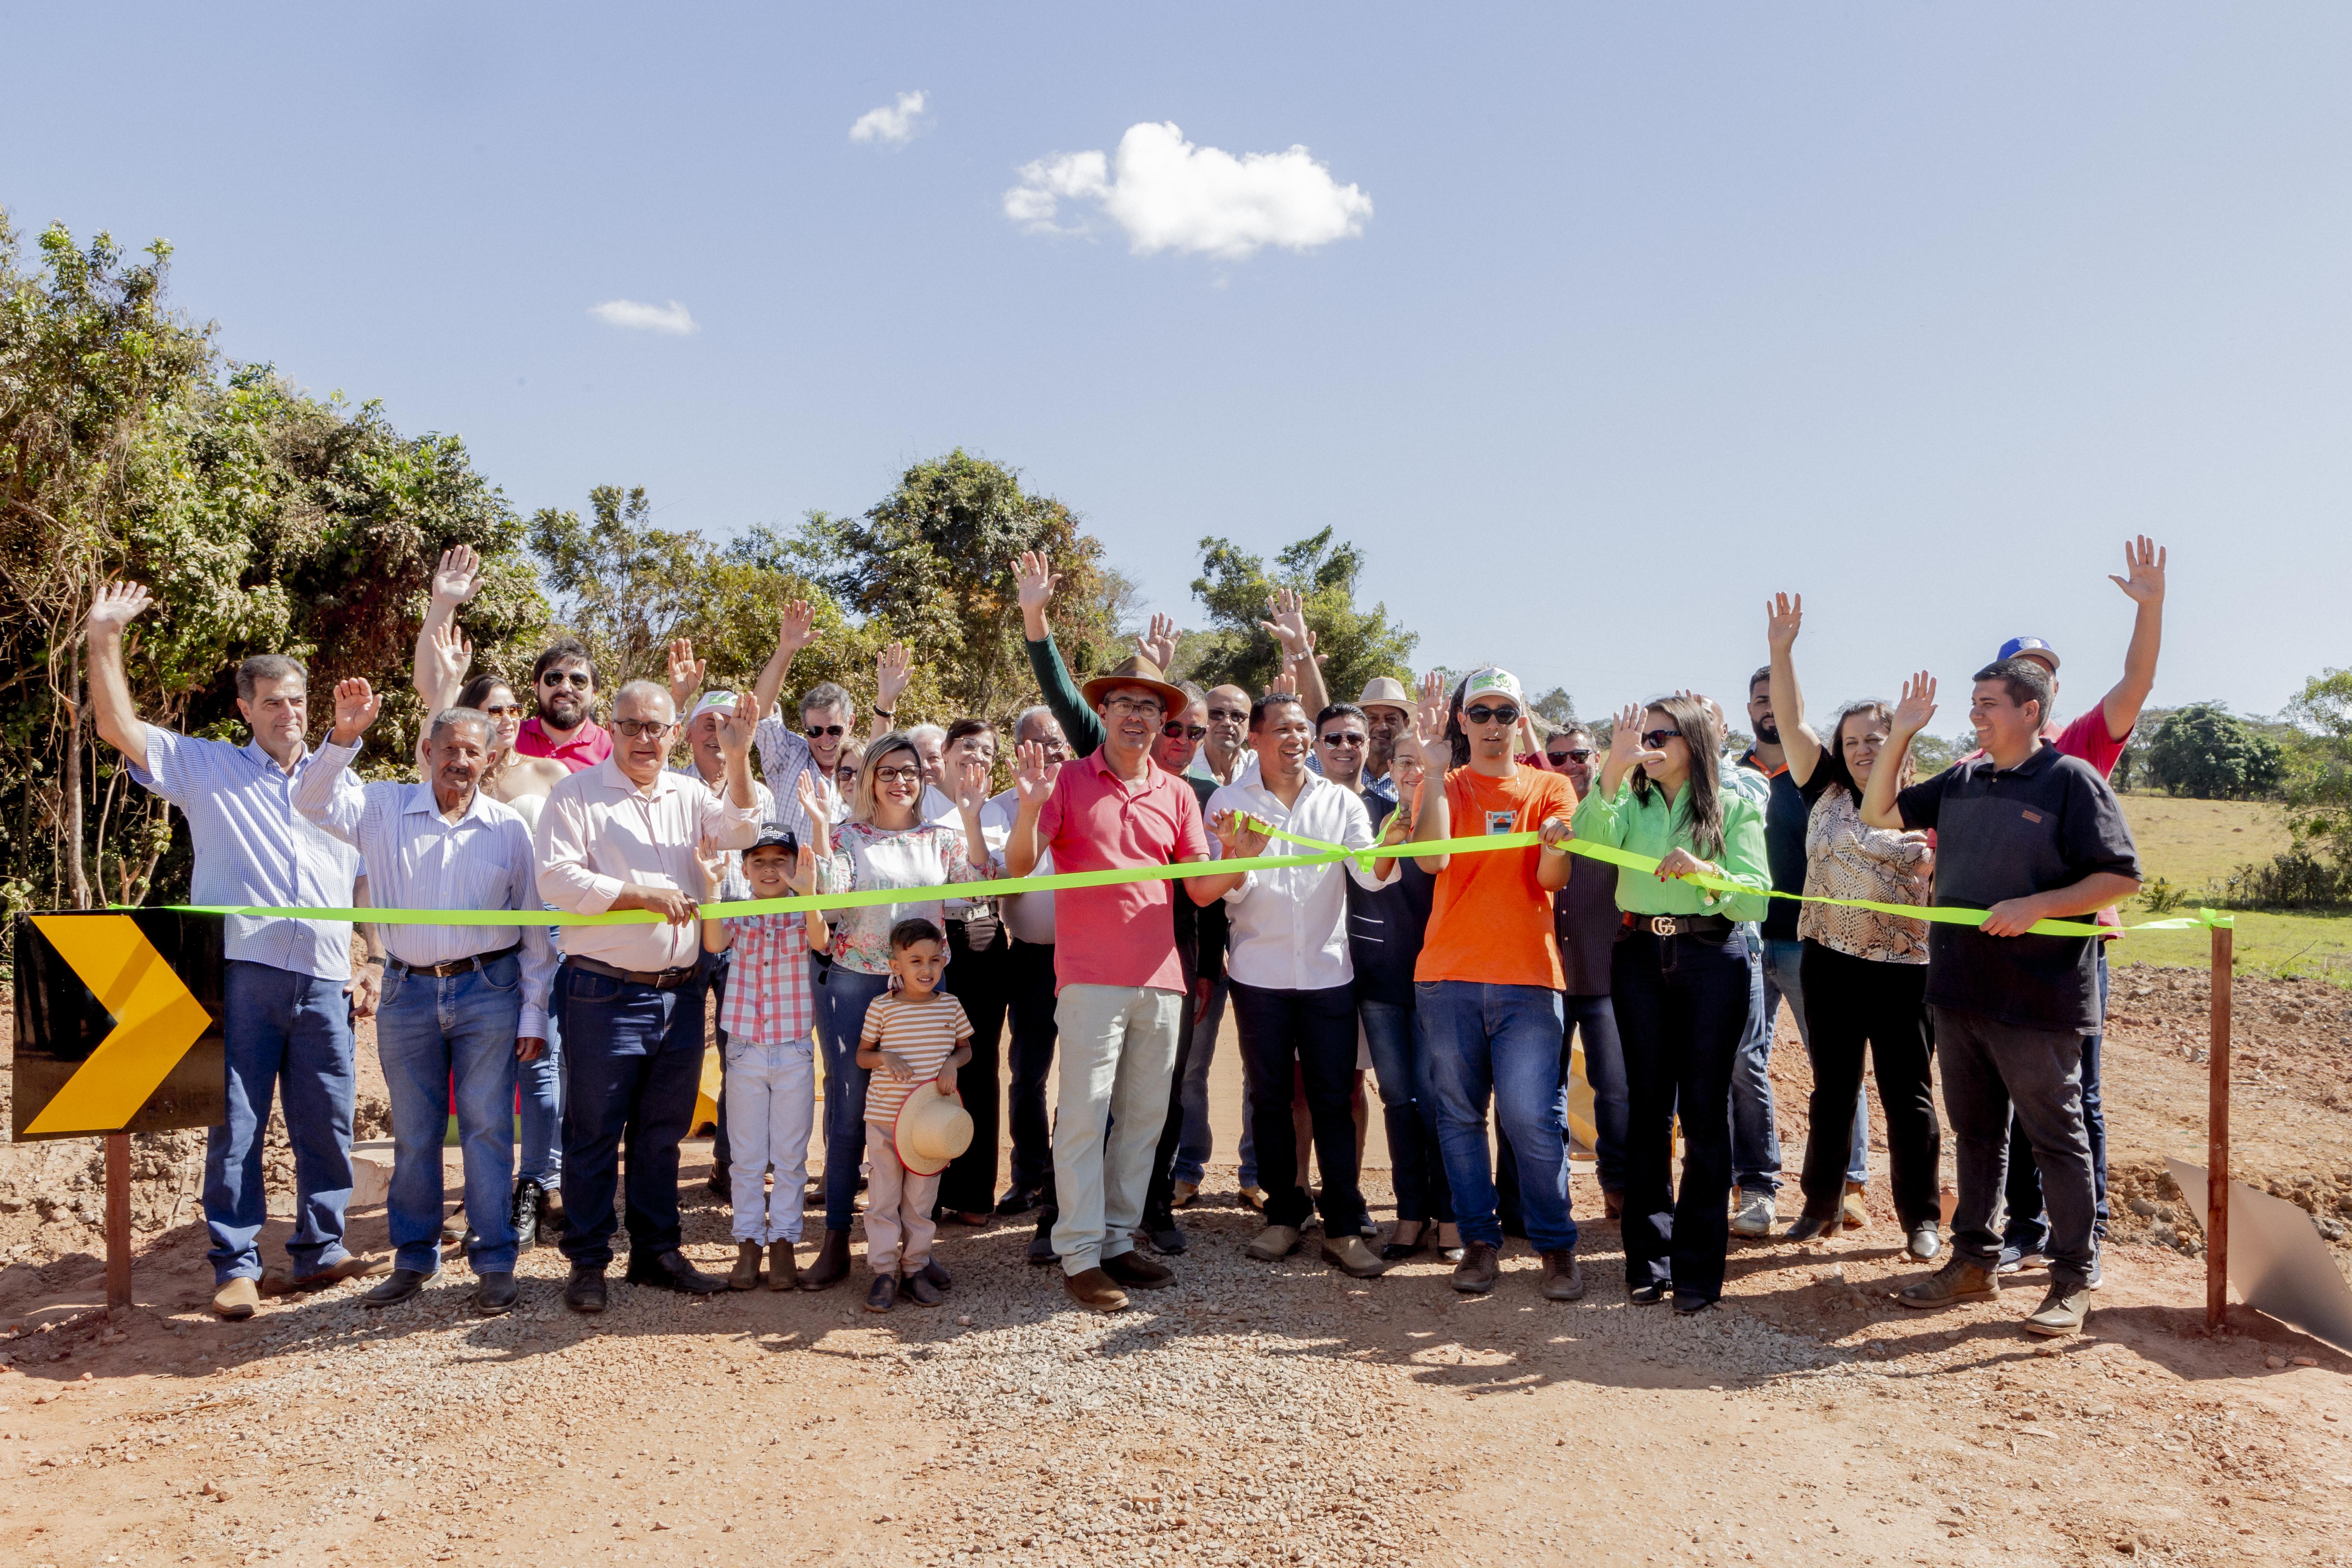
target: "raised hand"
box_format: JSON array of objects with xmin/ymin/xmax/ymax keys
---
[
  {"xmin": 1892, "ymin": 671, "xmax": 1938, "ymax": 737},
  {"xmin": 876, "ymin": 642, "xmax": 912, "ymax": 713},
  {"xmin": 795, "ymin": 768, "xmax": 826, "ymax": 826},
  {"xmin": 788, "ymin": 844, "xmax": 819, "ymax": 896},
  {"xmin": 1610, "ymin": 702, "xmax": 1666, "ymax": 771},
  {"xmin": 1014, "ymin": 550, "xmax": 1060, "ymax": 634},
  {"xmin": 1133, "ymin": 612, "xmax": 1180, "ymax": 673},
  {"xmin": 1258, "ymin": 587, "xmax": 1317, "ymax": 660},
  {"xmin": 1013, "ymin": 739, "xmax": 1061, "ymax": 806},
  {"xmin": 694, "ymin": 836, "xmax": 729, "ymax": 898},
  {"xmin": 715, "ymin": 688, "xmax": 760, "ymax": 756},
  {"xmin": 86, "ymin": 580, "xmax": 154, "ymax": 637},
  {"xmin": 2110, "ymin": 535, "xmax": 2167, "ymax": 606},
  {"xmin": 429, "ymin": 545, "xmax": 483, "ymax": 606},
  {"xmin": 330, "ymin": 678, "xmax": 383, "ymax": 744},
  {"xmin": 1413, "ymin": 671, "xmax": 1449, "ymax": 742},
  {"xmin": 421, "ymin": 619, "xmax": 473, "ymax": 696},
  {"xmin": 952, "ymin": 753, "xmax": 992, "ymax": 812},
  {"xmin": 666, "ymin": 638, "xmax": 706, "ymax": 710},
  {"xmin": 1765, "ymin": 591, "xmax": 1803, "ymax": 655},
  {"xmin": 774, "ymin": 599, "xmax": 816, "ymax": 657}
]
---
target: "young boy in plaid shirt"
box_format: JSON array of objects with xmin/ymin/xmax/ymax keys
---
[{"xmin": 701, "ymin": 819, "xmax": 829, "ymax": 1289}]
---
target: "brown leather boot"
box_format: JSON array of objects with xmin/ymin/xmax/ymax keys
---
[
  {"xmin": 729, "ymin": 1240, "xmax": 762, "ymax": 1290},
  {"xmin": 1451, "ymin": 1240, "xmax": 1500, "ymax": 1294},
  {"xmin": 766, "ymin": 1240, "xmax": 799, "ymax": 1291},
  {"xmin": 798, "ymin": 1227, "xmax": 851, "ymax": 1290}
]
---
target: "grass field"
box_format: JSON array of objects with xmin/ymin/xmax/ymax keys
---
[{"xmin": 2112, "ymin": 792, "xmax": 2352, "ymax": 983}]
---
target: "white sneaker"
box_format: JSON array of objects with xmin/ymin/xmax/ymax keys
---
[{"xmin": 1730, "ymin": 1188, "xmax": 1776, "ymax": 1237}]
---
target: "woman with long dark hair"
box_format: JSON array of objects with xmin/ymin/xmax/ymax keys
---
[
  {"xmin": 1572, "ymin": 694, "xmax": 1771, "ymax": 1312},
  {"xmin": 1764, "ymin": 594, "xmax": 1942, "ymax": 1258}
]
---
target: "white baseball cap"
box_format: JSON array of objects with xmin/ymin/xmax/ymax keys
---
[
  {"xmin": 687, "ymin": 691, "xmax": 738, "ymax": 725},
  {"xmin": 1461, "ymin": 666, "xmax": 1524, "ymax": 707}
]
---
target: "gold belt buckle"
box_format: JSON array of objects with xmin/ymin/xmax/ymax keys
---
[{"xmin": 1648, "ymin": 916, "xmax": 1678, "ymax": 937}]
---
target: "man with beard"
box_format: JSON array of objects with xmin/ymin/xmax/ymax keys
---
[
  {"xmin": 515, "ymin": 638, "xmax": 609, "ymax": 772},
  {"xmin": 1730, "ymin": 666, "xmax": 1870, "ymax": 1238},
  {"xmin": 297, "ymin": 686, "xmax": 556, "ymax": 1315}
]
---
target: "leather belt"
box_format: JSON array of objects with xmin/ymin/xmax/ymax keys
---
[
  {"xmin": 1624, "ymin": 913, "xmax": 1733, "ymax": 939},
  {"xmin": 567, "ymin": 955, "xmax": 701, "ymax": 990},
  {"xmin": 387, "ymin": 943, "xmax": 521, "ymax": 978}
]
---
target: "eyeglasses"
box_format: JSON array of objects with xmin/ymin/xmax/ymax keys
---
[
  {"xmin": 1104, "ymin": 697, "xmax": 1165, "ymax": 719},
  {"xmin": 1464, "ymin": 704, "xmax": 1521, "ymax": 726},
  {"xmin": 870, "ymin": 764, "xmax": 924, "ymax": 785},
  {"xmin": 612, "ymin": 718, "xmax": 674, "ymax": 739},
  {"xmin": 481, "ymin": 703, "xmax": 524, "ymax": 720},
  {"xmin": 1640, "ymin": 729, "xmax": 1684, "ymax": 750},
  {"xmin": 804, "ymin": 724, "xmax": 846, "ymax": 739},
  {"xmin": 1319, "ymin": 732, "xmax": 1366, "ymax": 747},
  {"xmin": 1206, "ymin": 707, "xmax": 1248, "ymax": 723},
  {"xmin": 1547, "ymin": 747, "xmax": 1594, "ymax": 765},
  {"xmin": 539, "ymin": 671, "xmax": 592, "ymax": 689},
  {"xmin": 1162, "ymin": 722, "xmax": 1209, "ymax": 740}
]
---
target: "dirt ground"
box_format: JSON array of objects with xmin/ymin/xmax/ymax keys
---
[{"xmin": 4, "ymin": 959, "xmax": 2352, "ymax": 1568}]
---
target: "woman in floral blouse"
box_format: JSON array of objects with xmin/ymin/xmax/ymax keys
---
[
  {"xmin": 1765, "ymin": 593, "xmax": 1944, "ymax": 1261},
  {"xmin": 800, "ymin": 731, "xmax": 991, "ymax": 1289}
]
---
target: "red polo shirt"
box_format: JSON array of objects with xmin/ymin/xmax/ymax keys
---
[
  {"xmin": 1037, "ymin": 750, "xmax": 1209, "ymax": 994},
  {"xmin": 515, "ymin": 716, "xmax": 611, "ymax": 773}
]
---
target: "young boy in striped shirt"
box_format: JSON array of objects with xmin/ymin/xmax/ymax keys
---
[{"xmin": 857, "ymin": 918, "xmax": 974, "ymax": 1312}]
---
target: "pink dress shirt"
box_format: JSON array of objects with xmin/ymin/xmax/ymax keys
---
[{"xmin": 535, "ymin": 756, "xmax": 760, "ymax": 973}]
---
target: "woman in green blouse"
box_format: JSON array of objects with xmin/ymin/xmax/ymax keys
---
[{"xmin": 1571, "ymin": 694, "xmax": 1771, "ymax": 1312}]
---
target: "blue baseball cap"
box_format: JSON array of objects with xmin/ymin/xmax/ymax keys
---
[{"xmin": 1997, "ymin": 637, "xmax": 2059, "ymax": 672}]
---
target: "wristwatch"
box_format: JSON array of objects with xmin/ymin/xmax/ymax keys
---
[{"xmin": 872, "ymin": 707, "xmax": 895, "ymax": 720}]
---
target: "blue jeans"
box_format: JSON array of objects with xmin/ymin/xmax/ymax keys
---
[
  {"xmin": 2004, "ymin": 947, "xmax": 2110, "ymax": 1251},
  {"xmin": 1731, "ymin": 934, "xmax": 1867, "ymax": 1191},
  {"xmin": 1566, "ymin": 993, "xmax": 1629, "ymax": 1197},
  {"xmin": 1173, "ymin": 977, "xmax": 1257, "ymax": 1188},
  {"xmin": 1361, "ymin": 998, "xmax": 1452, "ymax": 1225},
  {"xmin": 517, "ymin": 1002, "xmax": 562, "ymax": 1191},
  {"xmin": 207, "ymin": 961, "xmax": 358, "ymax": 1285},
  {"xmin": 555, "ymin": 960, "xmax": 709, "ymax": 1270},
  {"xmin": 377, "ymin": 951, "xmax": 523, "ymax": 1274},
  {"xmin": 812, "ymin": 963, "xmax": 891, "ymax": 1233},
  {"xmin": 1614, "ymin": 926, "xmax": 1752, "ymax": 1302},
  {"xmin": 1419, "ymin": 980, "xmax": 1576, "ymax": 1253}
]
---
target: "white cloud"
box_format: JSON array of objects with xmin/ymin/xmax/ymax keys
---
[
  {"xmin": 1003, "ymin": 122, "xmax": 1371, "ymax": 260},
  {"xmin": 849, "ymin": 90, "xmax": 928, "ymax": 146},
  {"xmin": 586, "ymin": 299, "xmax": 697, "ymax": 336}
]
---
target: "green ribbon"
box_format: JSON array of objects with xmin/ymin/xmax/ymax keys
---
[{"xmin": 134, "ymin": 828, "xmax": 2226, "ymax": 940}]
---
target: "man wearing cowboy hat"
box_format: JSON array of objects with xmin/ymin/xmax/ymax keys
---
[
  {"xmin": 1004, "ymin": 647, "xmax": 1211, "ymax": 1313},
  {"xmin": 1357, "ymin": 675, "xmax": 1415, "ymax": 819}
]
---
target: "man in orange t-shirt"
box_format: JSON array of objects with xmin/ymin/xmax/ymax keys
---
[{"xmin": 1399, "ymin": 666, "xmax": 1583, "ymax": 1302}]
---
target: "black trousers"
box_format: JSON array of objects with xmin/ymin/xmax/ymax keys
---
[
  {"xmin": 1612, "ymin": 928, "xmax": 1749, "ymax": 1302},
  {"xmin": 1229, "ymin": 980, "xmax": 1367, "ymax": 1235},
  {"xmin": 1796, "ymin": 942, "xmax": 1940, "ymax": 1229},
  {"xmin": 1005, "ymin": 938, "xmax": 1060, "ymax": 1197},
  {"xmin": 937, "ymin": 918, "xmax": 1013, "ymax": 1214}
]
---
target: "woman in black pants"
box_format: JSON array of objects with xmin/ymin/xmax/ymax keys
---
[
  {"xmin": 1571, "ymin": 694, "xmax": 1771, "ymax": 1313},
  {"xmin": 1764, "ymin": 594, "xmax": 1943, "ymax": 1257}
]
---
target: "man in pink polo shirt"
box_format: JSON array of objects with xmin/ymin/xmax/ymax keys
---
[
  {"xmin": 515, "ymin": 638, "xmax": 612, "ymax": 773},
  {"xmin": 1006, "ymin": 654, "xmax": 1210, "ymax": 1312}
]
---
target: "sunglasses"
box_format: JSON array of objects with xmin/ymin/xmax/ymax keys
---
[
  {"xmin": 1207, "ymin": 707, "xmax": 1248, "ymax": 723},
  {"xmin": 1547, "ymin": 747, "xmax": 1594, "ymax": 764},
  {"xmin": 1320, "ymin": 732, "xmax": 1366, "ymax": 747},
  {"xmin": 870, "ymin": 764, "xmax": 924, "ymax": 786},
  {"xmin": 612, "ymin": 718, "xmax": 674, "ymax": 739},
  {"xmin": 481, "ymin": 703, "xmax": 524, "ymax": 720},
  {"xmin": 1641, "ymin": 728, "xmax": 1684, "ymax": 750},
  {"xmin": 1162, "ymin": 722, "xmax": 1209, "ymax": 740},
  {"xmin": 1464, "ymin": 704, "xmax": 1521, "ymax": 726},
  {"xmin": 539, "ymin": 670, "xmax": 592, "ymax": 689},
  {"xmin": 804, "ymin": 723, "xmax": 846, "ymax": 739}
]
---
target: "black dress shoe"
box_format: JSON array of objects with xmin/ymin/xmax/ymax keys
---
[
  {"xmin": 1628, "ymin": 1283, "xmax": 1667, "ymax": 1306},
  {"xmin": 363, "ymin": 1268, "xmax": 435, "ymax": 1308},
  {"xmin": 564, "ymin": 1265, "xmax": 608, "ymax": 1313},
  {"xmin": 1672, "ymin": 1292, "xmax": 1715, "ymax": 1315},
  {"xmin": 1143, "ymin": 1209, "xmax": 1188, "ymax": 1256},
  {"xmin": 995, "ymin": 1183, "xmax": 1044, "ymax": 1218},
  {"xmin": 510, "ymin": 1180, "xmax": 547, "ymax": 1253},
  {"xmin": 475, "ymin": 1271, "xmax": 518, "ymax": 1315},
  {"xmin": 626, "ymin": 1249, "xmax": 728, "ymax": 1295},
  {"xmin": 917, "ymin": 1257, "xmax": 952, "ymax": 1292},
  {"xmin": 1027, "ymin": 1208, "xmax": 1059, "ymax": 1267},
  {"xmin": 1783, "ymin": 1213, "xmax": 1836, "ymax": 1243},
  {"xmin": 1380, "ymin": 1226, "xmax": 1431, "ymax": 1263}
]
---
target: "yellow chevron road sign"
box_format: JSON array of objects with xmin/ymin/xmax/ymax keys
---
[{"xmin": 11, "ymin": 912, "xmax": 225, "ymax": 1140}]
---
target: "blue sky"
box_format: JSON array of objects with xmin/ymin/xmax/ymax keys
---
[{"xmin": 9, "ymin": 5, "xmax": 2348, "ymax": 727}]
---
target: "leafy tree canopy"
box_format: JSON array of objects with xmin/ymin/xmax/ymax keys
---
[
  {"xmin": 2144, "ymin": 701, "xmax": 2283, "ymax": 801},
  {"xmin": 1182, "ymin": 527, "xmax": 1417, "ymax": 702}
]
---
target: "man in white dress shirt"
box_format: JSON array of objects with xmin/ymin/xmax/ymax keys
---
[
  {"xmin": 296, "ymin": 682, "xmax": 556, "ymax": 1315},
  {"xmin": 537, "ymin": 680, "xmax": 762, "ymax": 1311},
  {"xmin": 1186, "ymin": 692, "xmax": 1395, "ymax": 1280}
]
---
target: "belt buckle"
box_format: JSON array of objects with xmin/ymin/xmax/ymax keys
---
[{"xmin": 1648, "ymin": 916, "xmax": 1678, "ymax": 938}]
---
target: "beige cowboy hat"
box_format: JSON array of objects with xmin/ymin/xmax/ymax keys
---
[
  {"xmin": 894, "ymin": 1081, "xmax": 974, "ymax": 1177},
  {"xmin": 1357, "ymin": 675, "xmax": 1413, "ymax": 716},
  {"xmin": 1079, "ymin": 653, "xmax": 1188, "ymax": 719}
]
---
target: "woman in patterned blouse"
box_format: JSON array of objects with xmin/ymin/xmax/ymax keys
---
[{"xmin": 1764, "ymin": 593, "xmax": 1945, "ymax": 1262}]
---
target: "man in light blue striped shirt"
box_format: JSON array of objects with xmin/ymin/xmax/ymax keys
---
[{"xmin": 296, "ymin": 678, "xmax": 555, "ymax": 1317}]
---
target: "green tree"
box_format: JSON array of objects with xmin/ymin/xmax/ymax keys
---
[
  {"xmin": 2281, "ymin": 670, "xmax": 2352, "ymax": 864},
  {"xmin": 2145, "ymin": 702, "xmax": 2284, "ymax": 800},
  {"xmin": 1183, "ymin": 528, "xmax": 1417, "ymax": 702}
]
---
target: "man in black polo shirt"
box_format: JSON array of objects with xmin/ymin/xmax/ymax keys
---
[{"xmin": 1862, "ymin": 658, "xmax": 2140, "ymax": 1338}]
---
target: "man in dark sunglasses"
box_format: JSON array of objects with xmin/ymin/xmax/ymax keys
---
[
  {"xmin": 1152, "ymin": 682, "xmax": 1212, "ymax": 777},
  {"xmin": 1313, "ymin": 701, "xmax": 1371, "ymax": 795},
  {"xmin": 1542, "ymin": 726, "xmax": 1598, "ymax": 795},
  {"xmin": 516, "ymin": 637, "xmax": 609, "ymax": 773}
]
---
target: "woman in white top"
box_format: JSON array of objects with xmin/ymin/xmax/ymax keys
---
[
  {"xmin": 802, "ymin": 732, "xmax": 991, "ymax": 1287},
  {"xmin": 1765, "ymin": 594, "xmax": 1942, "ymax": 1259}
]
